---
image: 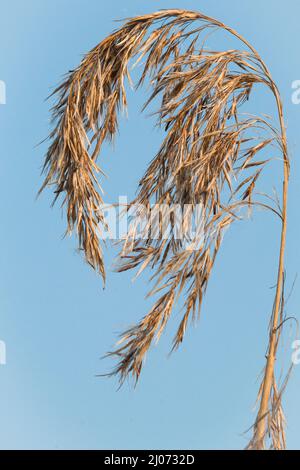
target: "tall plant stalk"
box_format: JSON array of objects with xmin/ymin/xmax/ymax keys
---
[{"xmin": 40, "ymin": 10, "xmax": 290, "ymax": 449}]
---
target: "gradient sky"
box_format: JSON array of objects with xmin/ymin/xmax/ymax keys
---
[{"xmin": 0, "ymin": 0, "xmax": 299, "ymax": 450}]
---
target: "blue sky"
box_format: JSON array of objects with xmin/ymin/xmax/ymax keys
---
[{"xmin": 0, "ymin": 0, "xmax": 299, "ymax": 450}]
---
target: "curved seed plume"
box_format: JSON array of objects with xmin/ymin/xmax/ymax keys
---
[{"xmin": 40, "ymin": 10, "xmax": 290, "ymax": 449}]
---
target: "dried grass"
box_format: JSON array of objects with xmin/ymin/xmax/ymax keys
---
[{"xmin": 40, "ymin": 9, "xmax": 290, "ymax": 449}]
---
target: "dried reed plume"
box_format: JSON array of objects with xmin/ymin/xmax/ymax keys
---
[{"xmin": 40, "ymin": 10, "xmax": 290, "ymax": 449}]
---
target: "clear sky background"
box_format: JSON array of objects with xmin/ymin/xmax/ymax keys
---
[{"xmin": 0, "ymin": 0, "xmax": 299, "ymax": 450}]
